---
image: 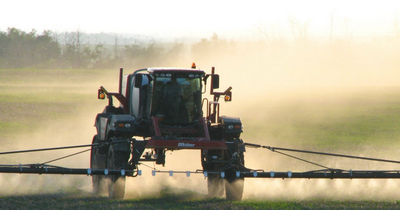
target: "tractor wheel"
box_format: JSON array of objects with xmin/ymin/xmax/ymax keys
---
[
  {"xmin": 207, "ymin": 173, "xmax": 224, "ymax": 198},
  {"xmin": 90, "ymin": 135, "xmax": 107, "ymax": 196},
  {"xmin": 224, "ymin": 139, "xmax": 245, "ymax": 201},
  {"xmin": 107, "ymin": 143, "xmax": 129, "ymax": 199},
  {"xmin": 202, "ymin": 150, "xmax": 224, "ymax": 198},
  {"xmin": 225, "ymin": 171, "xmax": 244, "ymax": 201}
]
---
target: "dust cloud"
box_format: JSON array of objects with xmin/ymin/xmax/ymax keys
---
[
  {"xmin": 190, "ymin": 32, "xmax": 400, "ymax": 201},
  {"xmin": 125, "ymin": 150, "xmax": 207, "ymax": 199},
  {"xmin": 1, "ymin": 30, "xmax": 400, "ymax": 201},
  {"xmin": 234, "ymin": 87, "xmax": 400, "ymax": 201}
]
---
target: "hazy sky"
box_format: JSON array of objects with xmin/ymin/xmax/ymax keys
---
[{"xmin": 2, "ymin": 0, "xmax": 399, "ymax": 39}]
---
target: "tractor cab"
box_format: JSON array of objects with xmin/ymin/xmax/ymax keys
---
[
  {"xmin": 98, "ymin": 65, "xmax": 231, "ymax": 140},
  {"xmin": 149, "ymin": 69, "xmax": 204, "ymax": 125},
  {"xmin": 127, "ymin": 67, "xmax": 208, "ymax": 140}
]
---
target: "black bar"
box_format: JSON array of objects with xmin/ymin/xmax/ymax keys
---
[
  {"xmin": 119, "ymin": 68, "xmax": 123, "ymax": 94},
  {"xmin": 242, "ymin": 170, "xmax": 400, "ymax": 179},
  {"xmin": 272, "ymin": 147, "xmax": 400, "ymax": 164},
  {"xmin": 0, "ymin": 143, "xmax": 100, "ymax": 155},
  {"xmin": 0, "ymin": 167, "xmax": 135, "ymax": 176},
  {"xmin": 2, "ymin": 166, "xmax": 400, "ymax": 179}
]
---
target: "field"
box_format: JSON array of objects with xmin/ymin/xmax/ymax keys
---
[{"xmin": 1, "ymin": 68, "xmax": 400, "ymax": 209}]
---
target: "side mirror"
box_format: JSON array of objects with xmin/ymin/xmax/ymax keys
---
[
  {"xmin": 212, "ymin": 75, "xmax": 219, "ymax": 89},
  {"xmin": 134, "ymin": 75, "xmax": 142, "ymax": 88}
]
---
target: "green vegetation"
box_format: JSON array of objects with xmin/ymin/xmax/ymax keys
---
[
  {"xmin": 0, "ymin": 69, "xmax": 103, "ymax": 142},
  {"xmin": 241, "ymin": 87, "xmax": 400, "ymax": 152},
  {"xmin": 1, "ymin": 188, "xmax": 400, "ymax": 209}
]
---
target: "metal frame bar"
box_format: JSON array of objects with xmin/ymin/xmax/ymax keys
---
[
  {"xmin": 0, "ymin": 141, "xmax": 399, "ymax": 180},
  {"xmin": 0, "ymin": 165, "xmax": 136, "ymax": 176},
  {"xmin": 240, "ymin": 170, "xmax": 400, "ymax": 179}
]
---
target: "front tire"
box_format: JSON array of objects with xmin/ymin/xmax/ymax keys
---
[
  {"xmin": 107, "ymin": 139, "xmax": 130, "ymax": 199},
  {"xmin": 225, "ymin": 170, "xmax": 244, "ymax": 201},
  {"xmin": 202, "ymin": 150, "xmax": 224, "ymax": 198},
  {"xmin": 225, "ymin": 139, "xmax": 245, "ymax": 201},
  {"xmin": 91, "ymin": 135, "xmax": 107, "ymax": 196},
  {"xmin": 207, "ymin": 173, "xmax": 224, "ymax": 198}
]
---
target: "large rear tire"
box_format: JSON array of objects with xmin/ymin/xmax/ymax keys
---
[
  {"xmin": 90, "ymin": 135, "xmax": 107, "ymax": 196},
  {"xmin": 107, "ymin": 141, "xmax": 130, "ymax": 199}
]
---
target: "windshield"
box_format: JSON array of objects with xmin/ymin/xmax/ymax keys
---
[{"xmin": 151, "ymin": 76, "xmax": 202, "ymax": 124}]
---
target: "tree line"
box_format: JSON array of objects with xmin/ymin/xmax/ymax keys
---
[
  {"xmin": 0, "ymin": 26, "xmax": 399, "ymax": 82},
  {"xmin": 0, "ymin": 28, "xmax": 234, "ymax": 69}
]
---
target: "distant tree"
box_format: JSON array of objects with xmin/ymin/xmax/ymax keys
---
[
  {"xmin": 124, "ymin": 43, "xmax": 145, "ymax": 62},
  {"xmin": 393, "ymin": 12, "xmax": 400, "ymax": 42},
  {"xmin": 124, "ymin": 42, "xmax": 164, "ymax": 67},
  {"xmin": 330, "ymin": 11, "xmax": 335, "ymax": 43},
  {"xmin": 34, "ymin": 30, "xmax": 61, "ymax": 68},
  {"xmin": 61, "ymin": 30, "xmax": 99, "ymax": 68},
  {"xmin": 288, "ymin": 17, "xmax": 310, "ymax": 43},
  {"xmin": 61, "ymin": 32, "xmax": 77, "ymax": 68},
  {"xmin": 164, "ymin": 42, "xmax": 185, "ymax": 66},
  {"xmin": 5, "ymin": 28, "xmax": 34, "ymax": 68},
  {"xmin": 258, "ymin": 23, "xmax": 284, "ymax": 45},
  {"xmin": 113, "ymin": 34, "xmax": 120, "ymax": 61},
  {"xmin": 87, "ymin": 43, "xmax": 110, "ymax": 69},
  {"xmin": 0, "ymin": 28, "xmax": 61, "ymax": 69},
  {"xmin": 191, "ymin": 33, "xmax": 232, "ymax": 63},
  {"xmin": 0, "ymin": 30, "xmax": 8, "ymax": 67},
  {"xmin": 143, "ymin": 43, "xmax": 164, "ymax": 65},
  {"xmin": 342, "ymin": 18, "xmax": 353, "ymax": 42}
]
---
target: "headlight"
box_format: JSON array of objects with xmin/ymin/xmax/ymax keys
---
[
  {"xmin": 227, "ymin": 124, "xmax": 241, "ymax": 129},
  {"xmin": 113, "ymin": 122, "xmax": 131, "ymax": 128}
]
